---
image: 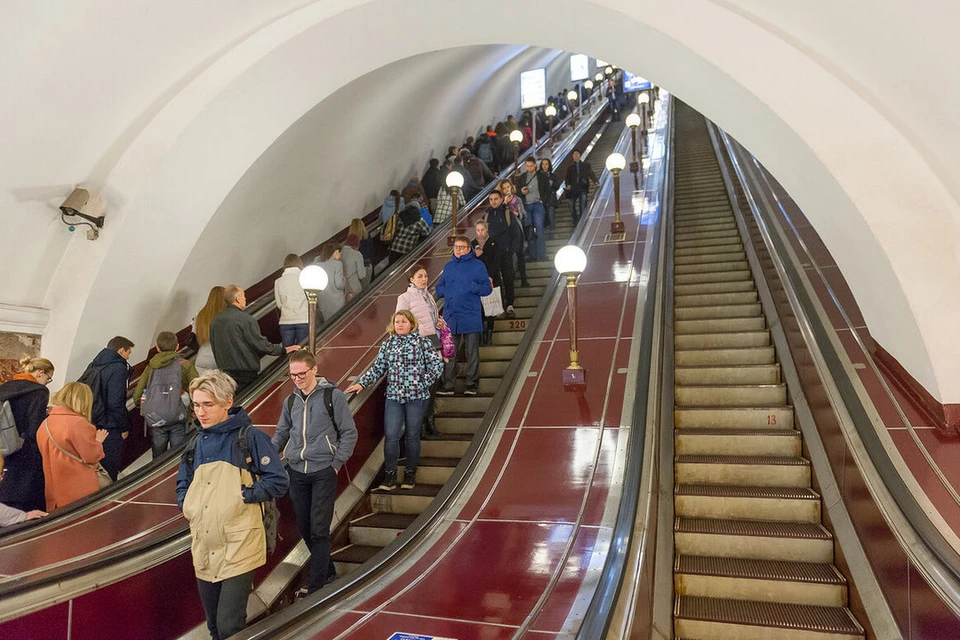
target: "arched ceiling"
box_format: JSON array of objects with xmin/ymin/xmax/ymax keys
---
[{"xmin": 2, "ymin": 0, "xmax": 958, "ymax": 405}]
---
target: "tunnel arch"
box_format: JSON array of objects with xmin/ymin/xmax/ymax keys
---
[{"xmin": 35, "ymin": 0, "xmax": 959, "ymax": 408}]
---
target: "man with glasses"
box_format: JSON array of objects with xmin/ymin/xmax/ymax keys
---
[
  {"xmin": 435, "ymin": 236, "xmax": 493, "ymax": 396},
  {"xmin": 272, "ymin": 349, "xmax": 357, "ymax": 595}
]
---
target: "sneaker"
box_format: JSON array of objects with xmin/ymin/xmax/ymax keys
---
[
  {"xmin": 378, "ymin": 470, "xmax": 397, "ymax": 491},
  {"xmin": 436, "ymin": 387, "xmax": 455, "ymax": 396},
  {"xmin": 464, "ymin": 387, "xmax": 478, "ymax": 396},
  {"xmin": 294, "ymin": 588, "xmax": 310, "ymax": 600},
  {"xmin": 506, "ymin": 306, "xmax": 516, "ymax": 318},
  {"xmin": 400, "ymin": 469, "xmax": 417, "ymax": 490}
]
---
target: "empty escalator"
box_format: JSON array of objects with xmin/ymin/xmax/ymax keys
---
[{"xmin": 670, "ymin": 102, "xmax": 866, "ymax": 639}]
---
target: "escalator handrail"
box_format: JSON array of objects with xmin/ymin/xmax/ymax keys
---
[
  {"xmin": 714, "ymin": 127, "xmax": 960, "ymax": 612},
  {"xmin": 232, "ymin": 105, "xmax": 611, "ymax": 640},
  {"xmin": 0, "ymin": 107, "xmax": 596, "ymax": 601},
  {"xmin": 572, "ymin": 94, "xmax": 673, "ymax": 639},
  {"xmin": 0, "ymin": 111, "xmax": 584, "ymax": 543}
]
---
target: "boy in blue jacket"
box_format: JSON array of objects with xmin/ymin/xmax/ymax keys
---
[{"xmin": 435, "ymin": 236, "xmax": 493, "ymax": 396}]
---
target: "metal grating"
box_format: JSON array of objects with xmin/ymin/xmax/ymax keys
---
[
  {"xmin": 676, "ymin": 555, "xmax": 845, "ymax": 584},
  {"xmin": 675, "ymin": 483, "xmax": 819, "ymax": 500},
  {"xmin": 675, "ymin": 454, "xmax": 809, "ymax": 466},
  {"xmin": 675, "ymin": 595, "xmax": 863, "ymax": 635},
  {"xmin": 675, "ymin": 517, "xmax": 832, "ymax": 539},
  {"xmin": 676, "ymin": 428, "xmax": 799, "ymax": 437}
]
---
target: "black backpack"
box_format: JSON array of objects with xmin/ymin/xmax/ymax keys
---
[{"xmin": 284, "ymin": 386, "xmax": 339, "ymax": 439}]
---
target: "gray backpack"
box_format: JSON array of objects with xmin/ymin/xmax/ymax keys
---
[
  {"xmin": 0, "ymin": 400, "xmax": 23, "ymax": 455},
  {"xmin": 141, "ymin": 360, "xmax": 188, "ymax": 427}
]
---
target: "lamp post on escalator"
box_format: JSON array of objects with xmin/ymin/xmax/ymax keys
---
[
  {"xmin": 555, "ymin": 245, "xmax": 588, "ymax": 386},
  {"xmin": 638, "ymin": 92, "xmax": 651, "ymax": 155},
  {"xmin": 509, "ymin": 128, "xmax": 523, "ymax": 183},
  {"xmin": 446, "ymin": 170, "xmax": 464, "ymax": 246},
  {"xmin": 606, "ymin": 152, "xmax": 627, "ymax": 235},
  {"xmin": 583, "ymin": 80, "xmax": 594, "ymax": 112},
  {"xmin": 299, "ymin": 265, "xmax": 329, "ymax": 355},
  {"xmin": 545, "ymin": 104, "xmax": 557, "ymax": 146},
  {"xmin": 626, "ymin": 112, "xmax": 642, "ymax": 190},
  {"xmin": 567, "ymin": 90, "xmax": 579, "ymax": 126}
]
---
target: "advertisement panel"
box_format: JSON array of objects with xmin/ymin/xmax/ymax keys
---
[
  {"xmin": 570, "ymin": 54, "xmax": 589, "ymax": 81},
  {"xmin": 520, "ymin": 68, "xmax": 547, "ymax": 109},
  {"xmin": 623, "ymin": 70, "xmax": 652, "ymax": 92}
]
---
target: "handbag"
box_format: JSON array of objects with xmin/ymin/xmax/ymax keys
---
[
  {"xmin": 43, "ymin": 421, "xmax": 112, "ymax": 489},
  {"xmin": 481, "ymin": 287, "xmax": 505, "ymax": 317},
  {"xmin": 524, "ymin": 224, "xmax": 537, "ymax": 242},
  {"xmin": 438, "ymin": 324, "xmax": 456, "ymax": 359}
]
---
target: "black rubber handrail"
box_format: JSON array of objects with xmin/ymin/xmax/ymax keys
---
[
  {"xmin": 573, "ymin": 96, "xmax": 673, "ymax": 639},
  {"xmin": 0, "ymin": 108, "xmax": 594, "ymax": 601},
  {"xmin": 715, "ymin": 127, "xmax": 960, "ymax": 605},
  {"xmin": 233, "ymin": 107, "xmax": 612, "ymax": 640}
]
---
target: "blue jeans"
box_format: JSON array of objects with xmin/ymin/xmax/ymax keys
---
[
  {"xmin": 280, "ymin": 323, "xmax": 309, "ymax": 347},
  {"xmin": 384, "ymin": 398, "xmax": 428, "ymax": 473},
  {"xmin": 570, "ymin": 191, "xmax": 589, "ymax": 224},
  {"xmin": 526, "ymin": 201, "xmax": 547, "ymax": 261},
  {"xmin": 545, "ymin": 204, "xmax": 556, "ymax": 238}
]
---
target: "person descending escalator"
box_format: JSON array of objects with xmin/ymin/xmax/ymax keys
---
[
  {"xmin": 177, "ymin": 371, "xmax": 288, "ymax": 640},
  {"xmin": 499, "ymin": 180, "xmax": 529, "ymax": 288},
  {"xmin": 484, "ymin": 189, "xmax": 522, "ymax": 319},
  {"xmin": 389, "ymin": 203, "xmax": 431, "ymax": 265},
  {"xmin": 273, "ymin": 349, "xmax": 357, "ymax": 596},
  {"xmin": 346, "ymin": 310, "xmax": 443, "ymax": 491},
  {"xmin": 471, "ymin": 220, "xmax": 504, "ymax": 345}
]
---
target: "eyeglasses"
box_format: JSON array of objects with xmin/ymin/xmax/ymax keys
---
[
  {"xmin": 191, "ymin": 401, "xmax": 219, "ymax": 410},
  {"xmin": 288, "ymin": 370, "xmax": 313, "ymax": 380},
  {"xmin": 453, "ymin": 244, "xmax": 470, "ymax": 250}
]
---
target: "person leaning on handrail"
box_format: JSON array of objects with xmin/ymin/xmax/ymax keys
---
[{"xmin": 193, "ymin": 286, "xmax": 226, "ymax": 375}]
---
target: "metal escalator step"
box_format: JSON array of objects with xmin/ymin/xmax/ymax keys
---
[
  {"xmin": 675, "ymin": 364, "xmax": 779, "ymax": 385},
  {"xmin": 675, "ymin": 454, "xmax": 808, "ymax": 466},
  {"xmin": 675, "ymin": 383, "xmax": 785, "ymax": 407},
  {"xmin": 674, "ymin": 346, "xmax": 775, "ymax": 367},
  {"xmin": 331, "ymin": 544, "xmax": 380, "ymax": 565},
  {"xmin": 675, "ymin": 405, "xmax": 793, "ymax": 429},
  {"xmin": 673, "ymin": 270, "xmax": 752, "ymax": 284},
  {"xmin": 675, "ymin": 428, "xmax": 800, "ymax": 456},
  {"xmin": 673, "ymin": 280, "xmax": 753, "ymax": 295},
  {"xmin": 675, "ymin": 317, "xmax": 765, "ymax": 334},
  {"xmin": 370, "ymin": 482, "xmax": 442, "ymax": 497},
  {"xmin": 675, "ymin": 260, "xmax": 750, "ymax": 273},
  {"xmin": 676, "ymin": 484, "xmax": 819, "ymax": 501},
  {"xmin": 674, "ymin": 251, "xmax": 747, "ymax": 266},
  {"xmin": 675, "ymin": 517, "xmax": 832, "ymax": 541},
  {"xmin": 675, "ymin": 303, "xmax": 761, "ymax": 320},
  {"xmin": 674, "ymin": 595, "xmax": 864, "ymax": 637},
  {"xmin": 675, "ymin": 291, "xmax": 758, "ymax": 306},
  {"xmin": 676, "ymin": 555, "xmax": 845, "ymax": 585},
  {"xmin": 350, "ymin": 512, "xmax": 417, "ymax": 529},
  {"xmin": 675, "ymin": 331, "xmax": 770, "ymax": 350},
  {"xmin": 674, "ymin": 244, "xmax": 743, "ymax": 258}
]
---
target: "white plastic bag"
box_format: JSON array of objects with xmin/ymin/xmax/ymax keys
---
[{"xmin": 482, "ymin": 287, "xmax": 505, "ymax": 317}]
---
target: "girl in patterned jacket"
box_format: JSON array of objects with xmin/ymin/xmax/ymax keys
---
[{"xmin": 346, "ymin": 310, "xmax": 443, "ymax": 491}]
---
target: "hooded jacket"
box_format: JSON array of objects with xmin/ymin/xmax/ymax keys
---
[
  {"xmin": 272, "ymin": 378, "xmax": 357, "ymax": 475},
  {"xmin": 132, "ymin": 350, "xmax": 199, "ymax": 409},
  {"xmin": 379, "ymin": 194, "xmax": 406, "ymax": 224},
  {"xmin": 210, "ymin": 305, "xmax": 285, "ymax": 373},
  {"xmin": 176, "ymin": 408, "xmax": 288, "ymax": 583},
  {"xmin": 274, "ymin": 266, "xmax": 310, "ymax": 325},
  {"xmin": 356, "ymin": 331, "xmax": 444, "ymax": 403},
  {"xmin": 435, "ymin": 251, "xmax": 493, "ymax": 335},
  {"xmin": 78, "ymin": 348, "xmax": 131, "ymax": 434}
]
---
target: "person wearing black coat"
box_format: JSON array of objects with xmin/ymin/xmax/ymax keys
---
[
  {"xmin": 565, "ymin": 149, "xmax": 600, "ymax": 225},
  {"xmin": 539, "ymin": 158, "xmax": 560, "ymax": 240},
  {"xmin": 422, "ymin": 159, "xmax": 442, "ymax": 212},
  {"xmin": 78, "ymin": 337, "xmax": 134, "ymax": 481},
  {"xmin": 0, "ymin": 356, "xmax": 54, "ymax": 512},
  {"xmin": 483, "ymin": 190, "xmax": 523, "ymax": 316},
  {"xmin": 472, "ymin": 220, "xmax": 504, "ymax": 344}
]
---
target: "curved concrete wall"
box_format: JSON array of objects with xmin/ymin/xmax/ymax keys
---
[{"xmin": 1, "ymin": 0, "xmax": 958, "ymax": 406}]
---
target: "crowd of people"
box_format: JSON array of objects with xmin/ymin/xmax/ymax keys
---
[{"xmin": 0, "ymin": 93, "xmax": 616, "ymax": 639}]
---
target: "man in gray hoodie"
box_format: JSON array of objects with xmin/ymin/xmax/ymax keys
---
[{"xmin": 273, "ymin": 349, "xmax": 358, "ymax": 593}]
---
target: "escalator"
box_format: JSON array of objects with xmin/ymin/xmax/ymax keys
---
[
  {"xmin": 670, "ymin": 102, "xmax": 866, "ymax": 638},
  {"xmin": 328, "ymin": 120, "xmax": 622, "ymax": 578}
]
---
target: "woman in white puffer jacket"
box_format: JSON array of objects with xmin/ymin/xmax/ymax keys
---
[{"xmin": 274, "ymin": 254, "xmax": 310, "ymax": 347}]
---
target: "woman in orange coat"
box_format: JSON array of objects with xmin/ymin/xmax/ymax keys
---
[{"xmin": 36, "ymin": 382, "xmax": 108, "ymax": 511}]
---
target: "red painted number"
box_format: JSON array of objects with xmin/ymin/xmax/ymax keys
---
[
  {"xmin": 767, "ymin": 414, "xmax": 777, "ymax": 425},
  {"xmin": 509, "ymin": 320, "xmax": 527, "ymax": 329}
]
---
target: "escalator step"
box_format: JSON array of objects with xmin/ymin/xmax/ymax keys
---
[
  {"xmin": 674, "ymin": 595, "xmax": 863, "ymax": 637},
  {"xmin": 675, "ymin": 555, "xmax": 845, "ymax": 585}
]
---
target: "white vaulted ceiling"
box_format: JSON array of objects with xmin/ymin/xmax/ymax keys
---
[{"xmin": 1, "ymin": 0, "xmax": 959, "ymax": 405}]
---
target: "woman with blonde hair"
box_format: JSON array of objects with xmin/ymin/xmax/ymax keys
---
[
  {"xmin": 193, "ymin": 286, "xmax": 226, "ymax": 374},
  {"xmin": 36, "ymin": 382, "xmax": 108, "ymax": 511},
  {"xmin": 0, "ymin": 356, "xmax": 55, "ymax": 511},
  {"xmin": 346, "ymin": 310, "xmax": 443, "ymax": 491}
]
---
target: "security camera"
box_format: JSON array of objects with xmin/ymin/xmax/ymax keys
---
[{"xmin": 60, "ymin": 188, "xmax": 105, "ymax": 228}]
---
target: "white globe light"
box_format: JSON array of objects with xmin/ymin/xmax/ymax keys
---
[
  {"xmin": 299, "ymin": 264, "xmax": 328, "ymax": 291},
  {"xmin": 604, "ymin": 66, "xmax": 614, "ymax": 76},
  {"xmin": 638, "ymin": 92, "xmax": 650, "ymax": 105},
  {"xmin": 606, "ymin": 152, "xmax": 627, "ymax": 172},
  {"xmin": 625, "ymin": 113, "xmax": 642, "ymax": 128},
  {"xmin": 554, "ymin": 245, "xmax": 588, "ymax": 275},
  {"xmin": 595, "ymin": 72, "xmax": 603, "ymax": 82},
  {"xmin": 583, "ymin": 80, "xmax": 593, "ymax": 90},
  {"xmin": 567, "ymin": 90, "xmax": 578, "ymax": 101},
  {"xmin": 446, "ymin": 171, "xmax": 464, "ymax": 188},
  {"xmin": 509, "ymin": 129, "xmax": 523, "ymax": 144},
  {"xmin": 545, "ymin": 105, "xmax": 557, "ymax": 117}
]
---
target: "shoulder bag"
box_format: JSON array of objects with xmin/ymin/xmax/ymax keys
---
[{"xmin": 43, "ymin": 421, "xmax": 112, "ymax": 489}]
